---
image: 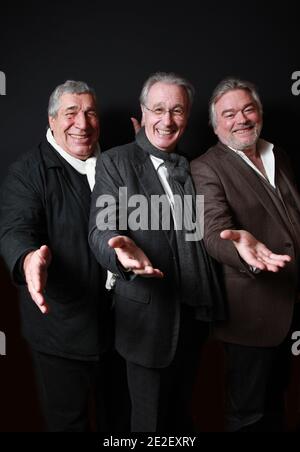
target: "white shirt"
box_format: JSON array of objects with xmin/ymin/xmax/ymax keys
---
[
  {"xmin": 46, "ymin": 128, "xmax": 100, "ymax": 190},
  {"xmin": 229, "ymin": 138, "xmax": 275, "ymax": 188},
  {"xmin": 150, "ymin": 155, "xmax": 175, "ymax": 205}
]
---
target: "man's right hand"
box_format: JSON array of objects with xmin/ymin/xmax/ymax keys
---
[
  {"xmin": 108, "ymin": 236, "xmax": 164, "ymax": 278},
  {"xmin": 23, "ymin": 245, "xmax": 52, "ymax": 314}
]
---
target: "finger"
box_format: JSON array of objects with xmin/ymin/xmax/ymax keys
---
[
  {"xmin": 264, "ymin": 263, "xmax": 280, "ymax": 273},
  {"xmin": 243, "ymin": 254, "xmax": 267, "ymax": 270},
  {"xmin": 130, "ymin": 117, "xmax": 141, "ymax": 135},
  {"xmin": 30, "ymin": 264, "xmax": 47, "ymax": 292},
  {"xmin": 27, "ymin": 248, "xmax": 50, "ymax": 292},
  {"xmin": 27, "ymin": 284, "xmax": 49, "ymax": 313},
  {"xmin": 135, "ymin": 265, "xmax": 163, "ymax": 276},
  {"xmin": 262, "ymin": 258, "xmax": 286, "ymax": 268},
  {"xmin": 257, "ymin": 253, "xmax": 290, "ymax": 267},
  {"xmin": 220, "ymin": 229, "xmax": 240, "ymax": 242},
  {"xmin": 250, "ymin": 260, "xmax": 267, "ymax": 271},
  {"xmin": 125, "ymin": 259, "xmax": 144, "ymax": 270},
  {"xmin": 133, "ymin": 268, "xmax": 164, "ymax": 278},
  {"xmin": 33, "ymin": 294, "xmax": 49, "ymax": 313},
  {"xmin": 256, "ymin": 246, "xmax": 291, "ymax": 262},
  {"xmin": 269, "ymin": 253, "xmax": 291, "ymax": 262},
  {"xmin": 152, "ymin": 268, "xmax": 164, "ymax": 278},
  {"xmin": 255, "ymin": 257, "xmax": 281, "ymax": 273}
]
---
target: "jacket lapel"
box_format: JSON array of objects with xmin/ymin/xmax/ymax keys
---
[
  {"xmin": 275, "ymin": 151, "xmax": 300, "ymax": 212},
  {"xmin": 218, "ymin": 143, "xmax": 289, "ymax": 234},
  {"xmin": 42, "ymin": 140, "xmax": 91, "ymax": 219}
]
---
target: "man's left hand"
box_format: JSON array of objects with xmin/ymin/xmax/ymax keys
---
[
  {"xmin": 221, "ymin": 229, "xmax": 291, "ymax": 272},
  {"xmin": 131, "ymin": 117, "xmax": 142, "ymax": 135}
]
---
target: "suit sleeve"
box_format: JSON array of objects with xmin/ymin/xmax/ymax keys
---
[
  {"xmin": 0, "ymin": 161, "xmax": 46, "ymax": 284},
  {"xmin": 191, "ymin": 158, "xmax": 251, "ymax": 273},
  {"xmin": 89, "ymin": 152, "xmax": 130, "ymax": 278}
]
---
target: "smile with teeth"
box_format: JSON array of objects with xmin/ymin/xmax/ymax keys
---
[
  {"xmin": 234, "ymin": 127, "xmax": 254, "ymax": 134},
  {"xmin": 69, "ymin": 134, "xmax": 90, "ymax": 140},
  {"xmin": 156, "ymin": 129, "xmax": 174, "ymax": 136}
]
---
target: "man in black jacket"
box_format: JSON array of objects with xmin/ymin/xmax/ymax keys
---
[{"xmin": 0, "ymin": 80, "xmax": 111, "ymax": 432}]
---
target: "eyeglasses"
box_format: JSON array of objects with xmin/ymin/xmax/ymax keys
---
[{"xmin": 143, "ymin": 104, "xmax": 186, "ymax": 118}]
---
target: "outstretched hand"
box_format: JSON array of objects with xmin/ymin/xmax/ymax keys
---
[
  {"xmin": 221, "ymin": 229, "xmax": 291, "ymax": 272},
  {"xmin": 23, "ymin": 245, "xmax": 52, "ymax": 313},
  {"xmin": 109, "ymin": 236, "xmax": 164, "ymax": 278}
]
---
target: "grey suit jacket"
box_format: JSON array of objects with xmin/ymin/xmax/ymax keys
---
[
  {"xmin": 191, "ymin": 141, "xmax": 300, "ymax": 346},
  {"xmin": 89, "ymin": 141, "xmax": 184, "ymax": 368}
]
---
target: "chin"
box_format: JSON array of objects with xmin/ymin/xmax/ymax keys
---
[
  {"xmin": 76, "ymin": 145, "xmax": 92, "ymax": 153},
  {"xmin": 157, "ymin": 140, "xmax": 176, "ymax": 151},
  {"xmin": 71, "ymin": 149, "xmax": 92, "ymax": 160},
  {"xmin": 230, "ymin": 136, "xmax": 257, "ymax": 150}
]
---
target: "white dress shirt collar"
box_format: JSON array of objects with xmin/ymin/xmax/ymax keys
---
[
  {"xmin": 46, "ymin": 128, "xmax": 100, "ymax": 190},
  {"xmin": 229, "ymin": 138, "xmax": 275, "ymax": 188}
]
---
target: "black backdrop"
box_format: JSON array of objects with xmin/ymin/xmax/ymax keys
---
[{"xmin": 0, "ymin": 0, "xmax": 300, "ymax": 432}]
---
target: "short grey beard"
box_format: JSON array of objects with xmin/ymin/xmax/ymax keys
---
[{"xmin": 227, "ymin": 124, "xmax": 262, "ymax": 151}]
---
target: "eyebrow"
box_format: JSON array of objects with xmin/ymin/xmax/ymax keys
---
[
  {"xmin": 151, "ymin": 102, "xmax": 184, "ymax": 108},
  {"xmin": 64, "ymin": 105, "xmax": 97, "ymax": 113},
  {"xmin": 64, "ymin": 105, "xmax": 79, "ymax": 112},
  {"xmin": 221, "ymin": 102, "xmax": 256, "ymax": 116}
]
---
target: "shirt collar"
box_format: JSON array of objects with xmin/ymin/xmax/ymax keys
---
[{"xmin": 46, "ymin": 128, "xmax": 100, "ymax": 175}]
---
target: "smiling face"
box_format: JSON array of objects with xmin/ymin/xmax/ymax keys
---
[
  {"xmin": 213, "ymin": 89, "xmax": 262, "ymax": 152},
  {"xmin": 48, "ymin": 92, "xmax": 99, "ymax": 160},
  {"xmin": 142, "ymin": 82, "xmax": 189, "ymax": 152}
]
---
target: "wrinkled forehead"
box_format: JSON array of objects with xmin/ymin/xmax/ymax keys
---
[
  {"xmin": 215, "ymin": 89, "xmax": 256, "ymax": 111},
  {"xmin": 147, "ymin": 82, "xmax": 189, "ymax": 107},
  {"xmin": 58, "ymin": 92, "xmax": 97, "ymax": 111}
]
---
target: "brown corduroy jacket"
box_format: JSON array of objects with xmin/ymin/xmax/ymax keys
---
[{"xmin": 191, "ymin": 140, "xmax": 300, "ymax": 347}]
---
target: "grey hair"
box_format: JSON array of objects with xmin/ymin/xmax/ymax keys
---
[
  {"xmin": 139, "ymin": 71, "xmax": 195, "ymax": 112},
  {"xmin": 209, "ymin": 77, "xmax": 263, "ymax": 129},
  {"xmin": 48, "ymin": 80, "xmax": 97, "ymax": 117}
]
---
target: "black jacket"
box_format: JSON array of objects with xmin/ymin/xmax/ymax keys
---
[{"xmin": 0, "ymin": 140, "xmax": 110, "ymax": 360}]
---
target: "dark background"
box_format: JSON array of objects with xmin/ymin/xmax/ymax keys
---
[{"xmin": 0, "ymin": 0, "xmax": 300, "ymax": 432}]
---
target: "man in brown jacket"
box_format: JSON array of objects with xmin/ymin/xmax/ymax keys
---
[{"xmin": 191, "ymin": 78, "xmax": 300, "ymax": 431}]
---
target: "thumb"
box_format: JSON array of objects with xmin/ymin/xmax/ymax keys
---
[
  {"xmin": 38, "ymin": 245, "xmax": 52, "ymax": 266},
  {"xmin": 220, "ymin": 229, "xmax": 240, "ymax": 242},
  {"xmin": 108, "ymin": 236, "xmax": 128, "ymax": 249}
]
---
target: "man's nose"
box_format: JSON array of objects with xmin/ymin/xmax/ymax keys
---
[
  {"xmin": 75, "ymin": 112, "xmax": 88, "ymax": 128},
  {"xmin": 236, "ymin": 110, "xmax": 248, "ymax": 123},
  {"xmin": 161, "ymin": 110, "xmax": 173, "ymax": 125}
]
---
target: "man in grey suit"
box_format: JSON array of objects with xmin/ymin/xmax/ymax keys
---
[
  {"xmin": 191, "ymin": 78, "xmax": 299, "ymax": 431},
  {"xmin": 89, "ymin": 72, "xmax": 228, "ymax": 432}
]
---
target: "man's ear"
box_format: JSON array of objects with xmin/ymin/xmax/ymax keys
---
[{"xmin": 48, "ymin": 115, "xmax": 55, "ymax": 130}]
